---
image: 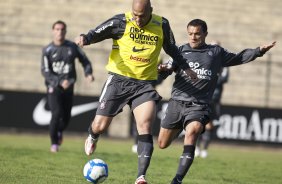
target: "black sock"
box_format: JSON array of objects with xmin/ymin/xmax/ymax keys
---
[
  {"xmin": 174, "ymin": 145, "xmax": 195, "ymax": 182},
  {"xmin": 137, "ymin": 134, "xmax": 154, "ymax": 177},
  {"xmin": 88, "ymin": 124, "xmax": 99, "ymax": 139}
]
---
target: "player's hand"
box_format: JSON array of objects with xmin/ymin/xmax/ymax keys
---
[
  {"xmin": 61, "ymin": 79, "xmax": 70, "ymax": 90},
  {"xmin": 157, "ymin": 63, "xmax": 173, "ymax": 72},
  {"xmin": 75, "ymin": 35, "xmax": 85, "ymax": 48},
  {"xmin": 86, "ymin": 74, "xmax": 95, "ymax": 83},
  {"xmin": 184, "ymin": 68, "xmax": 198, "ymax": 82},
  {"xmin": 259, "ymin": 41, "xmax": 276, "ymax": 54}
]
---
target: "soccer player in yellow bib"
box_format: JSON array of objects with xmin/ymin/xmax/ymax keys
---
[{"xmin": 76, "ymin": 0, "xmax": 196, "ymax": 183}]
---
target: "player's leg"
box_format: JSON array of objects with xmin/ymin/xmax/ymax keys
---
[
  {"xmin": 200, "ymin": 121, "xmax": 213, "ymax": 158},
  {"xmin": 195, "ymin": 135, "xmax": 201, "ymax": 157},
  {"xmin": 60, "ymin": 89, "xmax": 73, "ymax": 131},
  {"xmin": 133, "ymin": 100, "xmax": 156, "ymax": 184},
  {"xmin": 85, "ymin": 74, "xmax": 129, "ymax": 156},
  {"xmin": 158, "ymin": 128, "xmax": 182, "ymax": 149},
  {"xmin": 200, "ymin": 101, "xmax": 219, "ymax": 158},
  {"xmin": 158, "ymin": 99, "xmax": 183, "ymax": 149},
  {"xmin": 47, "ymin": 87, "xmax": 63, "ymax": 152},
  {"xmin": 130, "ymin": 112, "xmax": 138, "ymax": 153},
  {"xmin": 171, "ymin": 121, "xmax": 203, "ymax": 184},
  {"xmin": 127, "ymin": 81, "xmax": 161, "ymax": 184},
  {"xmin": 85, "ymin": 115, "xmax": 113, "ymax": 155},
  {"xmin": 58, "ymin": 88, "xmax": 73, "ymax": 145}
]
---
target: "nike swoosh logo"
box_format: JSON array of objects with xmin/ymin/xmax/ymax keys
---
[
  {"xmin": 132, "ymin": 46, "xmax": 149, "ymax": 52},
  {"xmin": 180, "ymin": 155, "xmax": 192, "ymax": 159},
  {"xmin": 33, "ymin": 98, "xmax": 99, "ymax": 126}
]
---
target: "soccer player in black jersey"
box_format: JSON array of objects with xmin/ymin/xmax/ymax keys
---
[
  {"xmin": 195, "ymin": 41, "xmax": 229, "ymax": 158},
  {"xmin": 157, "ymin": 19, "xmax": 276, "ymax": 184},
  {"xmin": 75, "ymin": 0, "xmax": 196, "ymax": 183},
  {"xmin": 41, "ymin": 20, "xmax": 94, "ymax": 153}
]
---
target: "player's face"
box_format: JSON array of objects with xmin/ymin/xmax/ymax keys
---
[
  {"xmin": 187, "ymin": 25, "xmax": 207, "ymax": 49},
  {"xmin": 132, "ymin": 4, "xmax": 152, "ymax": 27},
  {"xmin": 52, "ymin": 23, "xmax": 66, "ymax": 43}
]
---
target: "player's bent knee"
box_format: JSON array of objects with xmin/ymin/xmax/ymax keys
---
[
  {"xmin": 158, "ymin": 139, "xmax": 170, "ymax": 149},
  {"xmin": 92, "ymin": 122, "xmax": 107, "ymax": 134}
]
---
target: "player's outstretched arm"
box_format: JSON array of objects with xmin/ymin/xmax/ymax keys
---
[{"xmin": 259, "ymin": 41, "xmax": 276, "ymax": 54}]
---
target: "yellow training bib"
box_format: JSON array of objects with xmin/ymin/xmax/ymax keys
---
[{"xmin": 106, "ymin": 12, "xmax": 163, "ymax": 80}]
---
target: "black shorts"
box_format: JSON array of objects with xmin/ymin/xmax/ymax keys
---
[
  {"xmin": 161, "ymin": 99, "xmax": 211, "ymax": 130},
  {"xmin": 96, "ymin": 74, "xmax": 162, "ymax": 116}
]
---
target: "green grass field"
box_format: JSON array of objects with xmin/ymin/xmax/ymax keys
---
[{"xmin": 0, "ymin": 132, "xmax": 281, "ymax": 184}]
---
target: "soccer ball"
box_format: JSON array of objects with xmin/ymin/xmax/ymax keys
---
[{"xmin": 83, "ymin": 158, "xmax": 108, "ymax": 184}]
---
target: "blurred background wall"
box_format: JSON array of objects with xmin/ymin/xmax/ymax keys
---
[{"xmin": 1, "ymin": 0, "xmax": 281, "ymax": 108}]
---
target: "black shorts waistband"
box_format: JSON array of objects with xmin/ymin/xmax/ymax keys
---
[
  {"xmin": 108, "ymin": 72, "xmax": 156, "ymax": 84},
  {"xmin": 173, "ymin": 99, "xmax": 208, "ymax": 107}
]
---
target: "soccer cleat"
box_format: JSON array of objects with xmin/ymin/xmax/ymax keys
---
[
  {"xmin": 85, "ymin": 135, "xmax": 98, "ymax": 156},
  {"xmin": 200, "ymin": 150, "xmax": 208, "ymax": 158},
  {"xmin": 50, "ymin": 144, "xmax": 59, "ymax": 153},
  {"xmin": 135, "ymin": 175, "xmax": 147, "ymax": 184}
]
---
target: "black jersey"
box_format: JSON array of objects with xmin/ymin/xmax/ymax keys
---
[
  {"xmin": 41, "ymin": 40, "xmax": 93, "ymax": 88},
  {"xmin": 165, "ymin": 43, "xmax": 264, "ymax": 104},
  {"xmin": 82, "ymin": 13, "xmax": 190, "ymax": 70},
  {"xmin": 212, "ymin": 67, "xmax": 229, "ymax": 102}
]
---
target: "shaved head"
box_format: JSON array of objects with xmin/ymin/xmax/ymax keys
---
[
  {"xmin": 132, "ymin": 0, "xmax": 151, "ymax": 11},
  {"xmin": 132, "ymin": 0, "xmax": 152, "ymax": 27}
]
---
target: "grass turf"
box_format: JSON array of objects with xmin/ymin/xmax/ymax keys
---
[{"xmin": 0, "ymin": 132, "xmax": 281, "ymax": 184}]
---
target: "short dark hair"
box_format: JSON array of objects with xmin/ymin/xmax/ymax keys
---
[
  {"xmin": 187, "ymin": 19, "xmax": 207, "ymax": 33},
  {"xmin": 52, "ymin": 20, "xmax": 67, "ymax": 30}
]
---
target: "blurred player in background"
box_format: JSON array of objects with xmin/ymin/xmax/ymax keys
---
[
  {"xmin": 195, "ymin": 40, "xmax": 229, "ymax": 158},
  {"xmin": 75, "ymin": 0, "xmax": 196, "ymax": 183},
  {"xmin": 41, "ymin": 20, "xmax": 94, "ymax": 153},
  {"xmin": 157, "ymin": 19, "xmax": 276, "ymax": 184}
]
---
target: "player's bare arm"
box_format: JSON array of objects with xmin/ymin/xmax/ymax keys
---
[{"xmin": 259, "ymin": 41, "xmax": 276, "ymax": 54}]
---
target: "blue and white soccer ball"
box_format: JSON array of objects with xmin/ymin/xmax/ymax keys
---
[{"xmin": 83, "ymin": 158, "xmax": 108, "ymax": 184}]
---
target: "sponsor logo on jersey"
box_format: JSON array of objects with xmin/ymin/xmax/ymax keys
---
[
  {"xmin": 188, "ymin": 62, "xmax": 212, "ymax": 80},
  {"xmin": 100, "ymin": 99, "xmax": 106, "ymax": 109},
  {"xmin": 129, "ymin": 27, "xmax": 158, "ymax": 45},
  {"xmin": 95, "ymin": 21, "xmax": 114, "ymax": 33},
  {"xmin": 130, "ymin": 55, "xmax": 150, "ymax": 63},
  {"xmin": 52, "ymin": 61, "xmax": 70, "ymax": 74},
  {"xmin": 132, "ymin": 46, "xmax": 149, "ymax": 52},
  {"xmin": 207, "ymin": 51, "xmax": 213, "ymax": 56},
  {"xmin": 112, "ymin": 45, "xmax": 119, "ymax": 49},
  {"xmin": 52, "ymin": 53, "xmax": 57, "ymax": 58}
]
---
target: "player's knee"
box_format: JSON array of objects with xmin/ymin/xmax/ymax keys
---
[
  {"xmin": 91, "ymin": 121, "xmax": 107, "ymax": 134},
  {"xmin": 186, "ymin": 123, "xmax": 203, "ymax": 135},
  {"xmin": 137, "ymin": 121, "xmax": 151, "ymax": 132},
  {"xmin": 158, "ymin": 139, "xmax": 169, "ymax": 149}
]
